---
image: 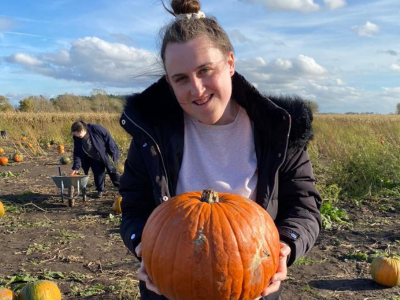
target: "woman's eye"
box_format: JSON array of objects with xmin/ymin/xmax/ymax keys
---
[
  {"xmin": 200, "ymin": 68, "xmax": 210, "ymax": 74},
  {"xmin": 175, "ymin": 77, "xmax": 186, "ymax": 83}
]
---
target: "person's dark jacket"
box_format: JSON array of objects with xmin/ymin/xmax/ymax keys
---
[
  {"xmin": 119, "ymin": 72, "xmax": 322, "ymax": 267},
  {"xmin": 72, "ymin": 124, "xmax": 119, "ymax": 173}
]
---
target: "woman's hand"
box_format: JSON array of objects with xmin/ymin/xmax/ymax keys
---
[
  {"xmin": 135, "ymin": 243, "xmax": 161, "ymax": 295},
  {"xmin": 253, "ymin": 242, "xmax": 291, "ymax": 300},
  {"xmin": 71, "ymin": 170, "xmax": 79, "ymax": 175}
]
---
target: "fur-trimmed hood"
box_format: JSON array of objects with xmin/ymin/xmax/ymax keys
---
[{"xmin": 121, "ymin": 72, "xmax": 314, "ymax": 149}]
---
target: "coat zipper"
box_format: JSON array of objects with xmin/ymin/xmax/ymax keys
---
[
  {"xmin": 122, "ymin": 111, "xmax": 170, "ymax": 192},
  {"xmin": 266, "ymin": 115, "xmax": 291, "ymax": 210}
]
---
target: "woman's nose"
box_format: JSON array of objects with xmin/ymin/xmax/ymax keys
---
[{"xmin": 190, "ymin": 78, "xmax": 205, "ymax": 96}]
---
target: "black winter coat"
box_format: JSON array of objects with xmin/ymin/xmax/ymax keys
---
[
  {"xmin": 119, "ymin": 72, "xmax": 322, "ymax": 266},
  {"xmin": 72, "ymin": 124, "xmax": 119, "ymax": 173}
]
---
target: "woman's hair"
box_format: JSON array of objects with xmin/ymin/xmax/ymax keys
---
[
  {"xmin": 71, "ymin": 121, "xmax": 87, "ymax": 133},
  {"xmin": 160, "ymin": 0, "xmax": 233, "ymax": 65}
]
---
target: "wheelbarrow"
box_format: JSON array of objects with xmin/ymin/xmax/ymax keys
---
[{"xmin": 51, "ymin": 170, "xmax": 89, "ymax": 207}]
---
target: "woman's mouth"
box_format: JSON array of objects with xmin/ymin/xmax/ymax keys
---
[{"xmin": 193, "ymin": 94, "xmax": 213, "ymax": 106}]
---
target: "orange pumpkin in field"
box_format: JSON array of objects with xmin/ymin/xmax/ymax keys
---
[
  {"xmin": 0, "ymin": 147, "xmax": 4, "ymax": 155},
  {"xmin": 12, "ymin": 153, "xmax": 23, "ymax": 163},
  {"xmin": 0, "ymin": 286, "xmax": 16, "ymax": 300},
  {"xmin": 0, "ymin": 157, "xmax": 8, "ymax": 166},
  {"xmin": 26, "ymin": 143, "xmax": 33, "ymax": 149},
  {"xmin": 0, "ymin": 201, "xmax": 5, "ymax": 218},
  {"xmin": 18, "ymin": 280, "xmax": 61, "ymax": 300},
  {"xmin": 57, "ymin": 145, "xmax": 64, "ymax": 153},
  {"xmin": 112, "ymin": 197, "xmax": 122, "ymax": 215},
  {"xmin": 141, "ymin": 189, "xmax": 281, "ymax": 300}
]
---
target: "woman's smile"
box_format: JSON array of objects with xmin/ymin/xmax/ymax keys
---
[{"xmin": 193, "ymin": 94, "xmax": 213, "ymax": 106}]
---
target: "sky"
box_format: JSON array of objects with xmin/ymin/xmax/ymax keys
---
[{"xmin": 0, "ymin": 0, "xmax": 399, "ymax": 114}]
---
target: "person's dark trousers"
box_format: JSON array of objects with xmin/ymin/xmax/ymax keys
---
[
  {"xmin": 83, "ymin": 155, "xmax": 120, "ymax": 191},
  {"xmin": 83, "ymin": 156, "xmax": 106, "ymax": 192},
  {"xmin": 139, "ymin": 281, "xmax": 282, "ymax": 300},
  {"xmin": 104, "ymin": 157, "xmax": 120, "ymax": 188}
]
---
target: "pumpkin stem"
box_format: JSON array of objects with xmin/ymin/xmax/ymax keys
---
[{"xmin": 200, "ymin": 189, "xmax": 219, "ymax": 204}]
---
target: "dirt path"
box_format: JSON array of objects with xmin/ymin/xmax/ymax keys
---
[{"xmin": 1, "ymin": 145, "xmax": 399, "ymax": 299}]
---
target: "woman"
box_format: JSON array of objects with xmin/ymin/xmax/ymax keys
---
[
  {"xmin": 119, "ymin": 0, "xmax": 322, "ymax": 299},
  {"xmin": 71, "ymin": 121, "xmax": 120, "ymax": 198}
]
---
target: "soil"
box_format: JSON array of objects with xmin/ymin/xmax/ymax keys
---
[{"xmin": 1, "ymin": 142, "xmax": 400, "ymax": 299}]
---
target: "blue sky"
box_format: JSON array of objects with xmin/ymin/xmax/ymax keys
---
[{"xmin": 1, "ymin": 0, "xmax": 399, "ymax": 113}]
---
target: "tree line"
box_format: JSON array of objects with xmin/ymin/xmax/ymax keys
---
[
  {"xmin": 0, "ymin": 89, "xmax": 125, "ymax": 113},
  {"xmin": 1, "ymin": 89, "xmax": 323, "ymax": 114}
]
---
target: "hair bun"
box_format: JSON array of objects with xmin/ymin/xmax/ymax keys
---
[{"xmin": 171, "ymin": 0, "xmax": 201, "ymax": 15}]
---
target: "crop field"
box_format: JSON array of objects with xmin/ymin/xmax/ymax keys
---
[{"xmin": 0, "ymin": 112, "xmax": 400, "ymax": 299}]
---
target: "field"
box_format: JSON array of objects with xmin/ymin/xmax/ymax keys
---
[{"xmin": 1, "ymin": 113, "xmax": 400, "ymax": 299}]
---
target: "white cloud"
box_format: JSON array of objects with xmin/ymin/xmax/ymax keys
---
[
  {"xmin": 0, "ymin": 17, "xmax": 14, "ymax": 32},
  {"xmin": 390, "ymin": 64, "xmax": 400, "ymax": 72},
  {"xmin": 352, "ymin": 21, "xmax": 379, "ymax": 37},
  {"xmin": 382, "ymin": 87, "xmax": 400, "ymax": 97},
  {"xmin": 229, "ymin": 30, "xmax": 252, "ymax": 44},
  {"xmin": 41, "ymin": 49, "xmax": 71, "ymax": 66},
  {"xmin": 248, "ymin": 0, "xmax": 320, "ymax": 12},
  {"xmin": 293, "ymin": 55, "xmax": 326, "ymax": 75},
  {"xmin": 236, "ymin": 54, "xmax": 326, "ymax": 89},
  {"xmin": 234, "ymin": 54, "xmax": 398, "ymax": 113},
  {"xmin": 323, "ymin": 0, "xmax": 346, "ymax": 10},
  {"xmin": 336, "ymin": 78, "xmax": 344, "ymax": 85},
  {"xmin": 4, "ymin": 37, "xmax": 161, "ymax": 87},
  {"xmin": 6, "ymin": 53, "xmax": 44, "ymax": 67}
]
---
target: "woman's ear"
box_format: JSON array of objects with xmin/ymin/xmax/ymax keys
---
[{"xmin": 227, "ymin": 52, "xmax": 235, "ymax": 76}]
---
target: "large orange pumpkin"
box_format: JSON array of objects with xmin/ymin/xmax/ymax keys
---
[
  {"xmin": 371, "ymin": 256, "xmax": 400, "ymax": 287},
  {"xmin": 0, "ymin": 287, "xmax": 16, "ymax": 300},
  {"xmin": 0, "ymin": 201, "xmax": 5, "ymax": 217},
  {"xmin": 0, "ymin": 157, "xmax": 8, "ymax": 166},
  {"xmin": 18, "ymin": 280, "xmax": 61, "ymax": 300},
  {"xmin": 141, "ymin": 189, "xmax": 280, "ymax": 300}
]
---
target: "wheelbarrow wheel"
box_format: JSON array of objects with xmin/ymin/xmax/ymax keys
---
[
  {"xmin": 68, "ymin": 197, "xmax": 75, "ymax": 207},
  {"xmin": 68, "ymin": 186, "xmax": 75, "ymax": 207}
]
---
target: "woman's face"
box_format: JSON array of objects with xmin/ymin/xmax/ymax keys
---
[
  {"xmin": 164, "ymin": 35, "xmax": 236, "ymax": 125},
  {"xmin": 73, "ymin": 129, "xmax": 87, "ymax": 138}
]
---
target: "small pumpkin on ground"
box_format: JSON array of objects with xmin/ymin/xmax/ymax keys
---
[
  {"xmin": 60, "ymin": 156, "xmax": 71, "ymax": 165},
  {"xmin": 57, "ymin": 145, "xmax": 65, "ymax": 153},
  {"xmin": 0, "ymin": 157, "xmax": 8, "ymax": 166},
  {"xmin": 46, "ymin": 143, "xmax": 51, "ymax": 149},
  {"xmin": 371, "ymin": 255, "xmax": 400, "ymax": 287},
  {"xmin": 0, "ymin": 201, "xmax": 5, "ymax": 217},
  {"xmin": 18, "ymin": 280, "xmax": 61, "ymax": 300},
  {"xmin": 12, "ymin": 153, "xmax": 23, "ymax": 163},
  {"xmin": 141, "ymin": 189, "xmax": 280, "ymax": 300},
  {"xmin": 0, "ymin": 287, "xmax": 16, "ymax": 300},
  {"xmin": 0, "ymin": 147, "xmax": 4, "ymax": 155},
  {"xmin": 26, "ymin": 143, "xmax": 33, "ymax": 149},
  {"xmin": 112, "ymin": 197, "xmax": 122, "ymax": 215}
]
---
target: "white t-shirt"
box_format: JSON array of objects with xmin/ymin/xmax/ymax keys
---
[{"xmin": 176, "ymin": 107, "xmax": 258, "ymax": 200}]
